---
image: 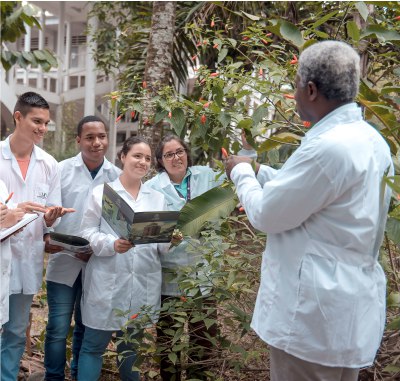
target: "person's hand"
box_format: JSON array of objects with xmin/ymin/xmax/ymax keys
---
[
  {"xmin": 0, "ymin": 203, "xmax": 8, "ymax": 226},
  {"xmin": 43, "ymin": 233, "xmax": 63, "ymax": 254},
  {"xmin": 44, "ymin": 206, "xmax": 75, "ymax": 227},
  {"xmin": 170, "ymin": 229, "xmax": 184, "ymax": 248},
  {"xmin": 0, "ymin": 207, "xmax": 25, "ymax": 228},
  {"xmin": 225, "ymin": 155, "xmax": 254, "ymax": 179},
  {"xmin": 114, "ymin": 238, "xmax": 134, "ymax": 253},
  {"xmin": 74, "ymin": 247, "xmax": 93, "ymax": 262},
  {"xmin": 17, "ymin": 201, "xmax": 47, "ymax": 214}
]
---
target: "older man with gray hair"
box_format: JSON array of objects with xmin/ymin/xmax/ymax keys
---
[{"xmin": 225, "ymin": 40, "xmax": 393, "ymax": 380}]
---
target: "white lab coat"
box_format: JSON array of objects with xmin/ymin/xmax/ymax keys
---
[
  {"xmin": 231, "ymin": 103, "xmax": 393, "ymax": 367},
  {"xmin": 0, "ymin": 137, "xmax": 61, "ymax": 294},
  {"xmin": 46, "ymin": 153, "xmax": 121, "ymax": 287},
  {"xmin": 0, "ymin": 180, "xmax": 12, "ymax": 326},
  {"xmin": 80, "ymin": 179, "xmax": 168, "ymax": 331},
  {"xmin": 146, "ymin": 166, "xmax": 225, "ymax": 296}
]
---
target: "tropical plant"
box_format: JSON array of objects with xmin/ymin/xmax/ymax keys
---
[{"xmin": 0, "ymin": 1, "xmax": 58, "ymax": 71}]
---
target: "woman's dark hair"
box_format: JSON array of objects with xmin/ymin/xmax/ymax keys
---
[
  {"xmin": 155, "ymin": 134, "xmax": 192, "ymax": 172},
  {"xmin": 117, "ymin": 136, "xmax": 151, "ymax": 162}
]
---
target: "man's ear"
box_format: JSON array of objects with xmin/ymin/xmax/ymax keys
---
[
  {"xmin": 307, "ymin": 81, "xmax": 318, "ymax": 101},
  {"xmin": 14, "ymin": 111, "xmax": 22, "ymax": 124},
  {"xmin": 76, "ymin": 136, "xmax": 81, "ymax": 144}
]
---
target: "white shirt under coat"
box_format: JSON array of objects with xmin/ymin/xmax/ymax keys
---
[
  {"xmin": 0, "ymin": 137, "xmax": 61, "ymax": 295},
  {"xmin": 0, "ymin": 180, "xmax": 12, "ymax": 326},
  {"xmin": 46, "ymin": 153, "xmax": 121, "ymax": 287},
  {"xmin": 230, "ymin": 103, "xmax": 393, "ymax": 368},
  {"xmin": 80, "ymin": 179, "xmax": 168, "ymax": 331}
]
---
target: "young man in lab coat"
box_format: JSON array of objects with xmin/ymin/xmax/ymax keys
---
[
  {"xmin": 225, "ymin": 41, "xmax": 393, "ymax": 381},
  {"xmin": 0, "ymin": 92, "xmax": 71, "ymax": 381},
  {"xmin": 43, "ymin": 115, "xmax": 121, "ymax": 381}
]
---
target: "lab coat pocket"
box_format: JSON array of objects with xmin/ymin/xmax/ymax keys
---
[
  {"xmin": 33, "ymin": 183, "xmax": 49, "ymax": 206},
  {"xmin": 86, "ymin": 268, "xmax": 116, "ymax": 309},
  {"xmin": 292, "ymin": 253, "xmax": 358, "ymax": 356}
]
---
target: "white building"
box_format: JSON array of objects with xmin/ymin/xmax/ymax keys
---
[{"xmin": 1, "ymin": 1, "xmax": 139, "ymax": 163}]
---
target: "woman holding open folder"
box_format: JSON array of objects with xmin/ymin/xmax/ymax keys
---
[{"xmin": 78, "ymin": 137, "xmax": 169, "ymax": 381}]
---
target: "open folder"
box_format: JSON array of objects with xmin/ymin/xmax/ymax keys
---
[{"xmin": 0, "ymin": 213, "xmax": 39, "ymax": 242}]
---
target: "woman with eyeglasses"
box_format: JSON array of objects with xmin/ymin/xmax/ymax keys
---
[
  {"xmin": 146, "ymin": 134, "xmax": 256, "ymax": 380},
  {"xmin": 77, "ymin": 137, "xmax": 169, "ymax": 381}
]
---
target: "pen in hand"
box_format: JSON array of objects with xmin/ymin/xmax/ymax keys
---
[{"xmin": 5, "ymin": 192, "xmax": 14, "ymax": 205}]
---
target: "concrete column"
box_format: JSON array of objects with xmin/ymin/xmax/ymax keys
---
[
  {"xmin": 84, "ymin": 3, "xmax": 98, "ymax": 116},
  {"xmin": 23, "ymin": 26, "xmax": 31, "ymax": 85},
  {"xmin": 54, "ymin": 2, "xmax": 65, "ymax": 153},
  {"xmin": 107, "ymin": 78, "xmax": 117, "ymax": 164},
  {"xmin": 56, "ymin": 2, "xmax": 65, "ymax": 95},
  {"xmin": 37, "ymin": 10, "xmax": 45, "ymax": 90},
  {"xmin": 64, "ymin": 22, "xmax": 71, "ymax": 92}
]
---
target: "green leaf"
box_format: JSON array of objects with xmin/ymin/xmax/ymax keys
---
[
  {"xmin": 240, "ymin": 11, "xmax": 260, "ymax": 21},
  {"xmin": 170, "ymin": 108, "xmax": 186, "ymax": 137},
  {"xmin": 346, "ymin": 21, "xmax": 360, "ymax": 42},
  {"xmin": 218, "ymin": 112, "xmax": 231, "ymax": 128},
  {"xmin": 387, "ymin": 316, "xmax": 400, "ymax": 330},
  {"xmin": 385, "ymin": 218, "xmax": 400, "ymax": 245},
  {"xmin": 168, "ymin": 352, "xmax": 178, "ymax": 365},
  {"xmin": 154, "ymin": 110, "xmax": 168, "ymax": 124},
  {"xmin": 258, "ymin": 132, "xmax": 301, "ymax": 153},
  {"xmin": 212, "ymin": 85, "xmax": 224, "ymax": 106},
  {"xmin": 311, "ymin": 10, "xmax": 339, "ymax": 29},
  {"xmin": 360, "ymin": 25, "xmax": 400, "ymax": 42},
  {"xmin": 237, "ymin": 119, "xmax": 253, "ymax": 130},
  {"xmin": 280, "ymin": 21, "xmax": 304, "ymax": 48},
  {"xmin": 177, "ymin": 186, "xmax": 237, "ymax": 237},
  {"xmin": 252, "ymin": 104, "xmax": 269, "ymax": 127},
  {"xmin": 217, "ymin": 48, "xmax": 228, "ymax": 63},
  {"xmin": 355, "ymin": 2, "xmax": 369, "ymax": 22}
]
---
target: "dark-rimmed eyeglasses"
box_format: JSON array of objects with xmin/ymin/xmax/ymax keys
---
[{"xmin": 163, "ymin": 148, "xmax": 187, "ymax": 161}]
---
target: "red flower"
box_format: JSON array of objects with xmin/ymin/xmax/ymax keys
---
[
  {"xmin": 130, "ymin": 313, "xmax": 139, "ymax": 320},
  {"xmin": 196, "ymin": 42, "xmax": 202, "ymax": 47},
  {"xmin": 111, "ymin": 95, "xmax": 118, "ymax": 100},
  {"xmin": 203, "ymin": 102, "xmax": 210, "ymax": 108},
  {"xmin": 116, "ymin": 115, "xmax": 123, "ymax": 123},
  {"xmin": 261, "ymin": 38, "xmax": 269, "ymax": 45},
  {"xmin": 242, "ymin": 36, "xmax": 250, "ymax": 41},
  {"xmin": 265, "ymin": 33, "xmax": 272, "ymax": 37},
  {"xmin": 303, "ymin": 121, "xmax": 311, "ymax": 128},
  {"xmin": 238, "ymin": 206, "xmax": 245, "ymax": 213},
  {"xmin": 213, "ymin": 43, "xmax": 219, "ymax": 49},
  {"xmin": 200, "ymin": 115, "xmax": 207, "ymax": 124},
  {"xmin": 259, "ymin": 68, "xmax": 263, "ymax": 77},
  {"xmin": 284, "ymin": 94, "xmax": 295, "ymax": 99},
  {"xmin": 290, "ymin": 54, "xmax": 298, "ymax": 65},
  {"xmin": 203, "ymin": 40, "xmax": 208, "ymax": 45},
  {"xmin": 191, "ymin": 55, "xmax": 198, "ymax": 61},
  {"xmin": 168, "ymin": 112, "xmax": 172, "ymax": 119},
  {"xmin": 211, "ymin": 20, "xmax": 215, "ymax": 28},
  {"xmin": 142, "ymin": 81, "xmax": 147, "ymax": 89},
  {"xmin": 210, "ymin": 72, "xmax": 219, "ymax": 77},
  {"xmin": 221, "ymin": 147, "xmax": 228, "ymax": 158},
  {"xmin": 131, "ymin": 111, "xmax": 135, "ymax": 118},
  {"xmin": 394, "ymin": 15, "xmax": 400, "ymax": 21},
  {"xmin": 180, "ymin": 296, "xmax": 187, "ymax": 302}
]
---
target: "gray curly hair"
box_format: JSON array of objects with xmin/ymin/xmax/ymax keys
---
[{"xmin": 297, "ymin": 41, "xmax": 360, "ymax": 102}]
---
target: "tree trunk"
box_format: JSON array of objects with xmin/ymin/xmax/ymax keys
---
[{"xmin": 141, "ymin": 1, "xmax": 177, "ymax": 153}]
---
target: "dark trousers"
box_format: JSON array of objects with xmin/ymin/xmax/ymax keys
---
[{"xmin": 157, "ymin": 295, "xmax": 218, "ymax": 381}]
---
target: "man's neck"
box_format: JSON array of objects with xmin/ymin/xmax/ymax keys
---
[
  {"xmin": 9, "ymin": 132, "xmax": 34, "ymax": 160},
  {"xmin": 83, "ymin": 157, "xmax": 104, "ymax": 172}
]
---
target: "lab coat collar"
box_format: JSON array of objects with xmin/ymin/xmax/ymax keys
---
[
  {"xmin": 157, "ymin": 167, "xmax": 198, "ymax": 189},
  {"xmin": 303, "ymin": 103, "xmax": 362, "ymax": 143},
  {"xmin": 111, "ymin": 177, "xmax": 151, "ymax": 196},
  {"xmin": 74, "ymin": 152, "xmax": 115, "ymax": 172},
  {"xmin": 2, "ymin": 135, "xmax": 46, "ymax": 161}
]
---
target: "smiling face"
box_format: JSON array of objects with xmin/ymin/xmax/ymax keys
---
[
  {"xmin": 14, "ymin": 108, "xmax": 50, "ymax": 145},
  {"xmin": 160, "ymin": 139, "xmax": 188, "ymax": 183},
  {"xmin": 77, "ymin": 121, "xmax": 109, "ymax": 169},
  {"xmin": 120, "ymin": 142, "xmax": 152, "ymax": 181}
]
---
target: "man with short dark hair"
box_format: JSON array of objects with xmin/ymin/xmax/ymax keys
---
[
  {"xmin": 43, "ymin": 115, "xmax": 121, "ymax": 381},
  {"xmin": 225, "ymin": 41, "xmax": 393, "ymax": 380},
  {"xmin": 0, "ymin": 92, "xmax": 72, "ymax": 381}
]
